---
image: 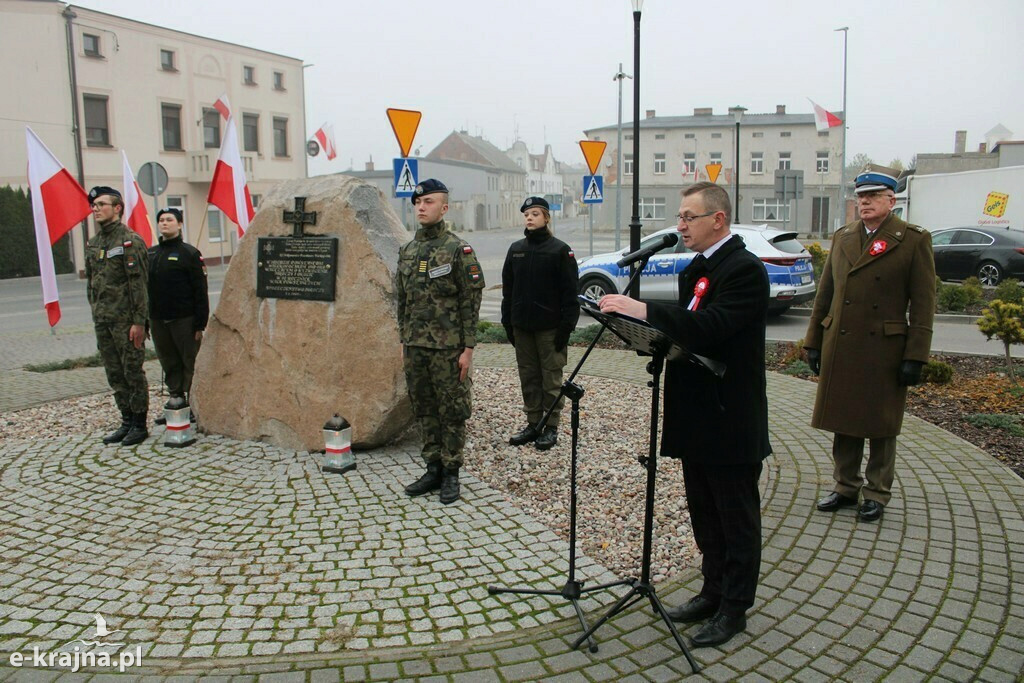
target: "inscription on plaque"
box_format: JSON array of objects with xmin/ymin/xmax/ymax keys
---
[{"xmin": 256, "ymin": 237, "xmax": 338, "ymax": 301}]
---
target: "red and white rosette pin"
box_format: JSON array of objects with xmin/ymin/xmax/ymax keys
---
[
  {"xmin": 687, "ymin": 277, "xmax": 710, "ymax": 311},
  {"xmin": 869, "ymin": 240, "xmax": 888, "ymax": 256}
]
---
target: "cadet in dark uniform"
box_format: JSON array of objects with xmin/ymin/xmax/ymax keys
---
[
  {"xmin": 805, "ymin": 164, "xmax": 936, "ymax": 522},
  {"xmin": 395, "ymin": 179, "xmax": 486, "ymax": 504},
  {"xmin": 148, "ymin": 208, "xmax": 209, "ymax": 422},
  {"xmin": 501, "ymin": 196, "xmax": 579, "ymax": 450},
  {"xmin": 85, "ymin": 186, "xmax": 150, "ymax": 446}
]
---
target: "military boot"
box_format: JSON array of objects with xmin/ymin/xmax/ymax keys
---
[
  {"xmin": 102, "ymin": 413, "xmax": 132, "ymax": 444},
  {"xmin": 535, "ymin": 426, "xmax": 558, "ymax": 451},
  {"xmin": 405, "ymin": 462, "xmax": 443, "ymax": 497},
  {"xmin": 439, "ymin": 466, "xmax": 460, "ymax": 505},
  {"xmin": 508, "ymin": 424, "xmax": 540, "ymax": 446},
  {"xmin": 121, "ymin": 412, "xmax": 150, "ymax": 446}
]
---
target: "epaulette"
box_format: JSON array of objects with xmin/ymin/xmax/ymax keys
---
[{"xmin": 908, "ymin": 224, "xmax": 925, "ymax": 233}]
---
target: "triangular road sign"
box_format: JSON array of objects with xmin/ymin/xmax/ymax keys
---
[
  {"xmin": 706, "ymin": 163, "xmax": 723, "ymax": 183},
  {"xmin": 579, "ymin": 140, "xmax": 607, "ymax": 176},
  {"xmin": 386, "ymin": 108, "xmax": 422, "ymax": 158}
]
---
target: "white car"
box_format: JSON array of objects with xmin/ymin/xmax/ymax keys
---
[{"xmin": 577, "ymin": 224, "xmax": 816, "ymax": 315}]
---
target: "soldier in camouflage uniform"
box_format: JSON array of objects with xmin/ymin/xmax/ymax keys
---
[
  {"xmin": 85, "ymin": 186, "xmax": 151, "ymax": 446},
  {"xmin": 395, "ymin": 179, "xmax": 485, "ymax": 504}
]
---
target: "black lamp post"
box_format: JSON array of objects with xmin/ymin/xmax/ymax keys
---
[
  {"xmin": 732, "ymin": 106, "xmax": 746, "ymax": 224},
  {"xmin": 628, "ymin": 0, "xmax": 644, "ymax": 299}
]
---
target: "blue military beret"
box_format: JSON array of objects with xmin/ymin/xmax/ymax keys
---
[
  {"xmin": 854, "ymin": 164, "xmax": 900, "ymax": 194},
  {"xmin": 88, "ymin": 186, "xmax": 122, "ymax": 203},
  {"xmin": 156, "ymin": 207, "xmax": 183, "ymax": 222},
  {"xmin": 412, "ymin": 178, "xmax": 449, "ymax": 199},
  {"xmin": 520, "ymin": 196, "xmax": 550, "ymax": 213}
]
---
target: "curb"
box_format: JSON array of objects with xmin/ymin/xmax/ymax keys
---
[{"xmin": 785, "ymin": 307, "xmax": 980, "ymax": 325}]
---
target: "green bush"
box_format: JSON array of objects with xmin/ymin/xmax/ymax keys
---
[
  {"xmin": 937, "ymin": 283, "xmax": 971, "ymax": 312},
  {"xmin": 965, "ymin": 413, "xmax": 1024, "ymax": 437},
  {"xmin": 920, "ymin": 360, "xmax": 954, "ymax": 384},
  {"xmin": 782, "ymin": 360, "xmax": 813, "ymax": 377},
  {"xmin": 475, "ymin": 321, "xmax": 509, "ymax": 344},
  {"xmin": 0, "ymin": 185, "xmax": 75, "ymax": 279},
  {"xmin": 807, "ymin": 242, "xmax": 828, "ymax": 281},
  {"xmin": 961, "ymin": 277, "xmax": 984, "ymax": 305},
  {"xmin": 993, "ymin": 279, "xmax": 1024, "ymax": 306},
  {"xmin": 568, "ymin": 324, "xmax": 604, "ymax": 346}
]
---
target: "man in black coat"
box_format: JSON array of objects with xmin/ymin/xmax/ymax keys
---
[{"xmin": 599, "ymin": 182, "xmax": 771, "ymax": 648}]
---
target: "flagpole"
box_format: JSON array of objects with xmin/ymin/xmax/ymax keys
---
[{"xmin": 836, "ymin": 26, "xmax": 848, "ymax": 230}]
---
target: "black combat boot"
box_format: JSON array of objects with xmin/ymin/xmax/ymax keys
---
[
  {"xmin": 439, "ymin": 466, "xmax": 460, "ymax": 505},
  {"xmin": 404, "ymin": 462, "xmax": 443, "ymax": 497},
  {"xmin": 508, "ymin": 425, "xmax": 540, "ymax": 446},
  {"xmin": 535, "ymin": 426, "xmax": 558, "ymax": 451},
  {"xmin": 102, "ymin": 413, "xmax": 132, "ymax": 444},
  {"xmin": 121, "ymin": 412, "xmax": 150, "ymax": 446}
]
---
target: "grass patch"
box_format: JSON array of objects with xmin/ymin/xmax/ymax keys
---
[
  {"xmin": 25, "ymin": 348, "xmax": 158, "ymax": 372},
  {"xmin": 965, "ymin": 413, "xmax": 1024, "ymax": 437}
]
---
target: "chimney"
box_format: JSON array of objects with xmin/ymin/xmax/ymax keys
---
[
  {"xmin": 646, "ymin": 109, "xmax": 656, "ymax": 119},
  {"xmin": 694, "ymin": 107, "xmax": 713, "ymax": 116},
  {"xmin": 979, "ymin": 142, "xmax": 987, "ymax": 153},
  {"xmin": 365, "ymin": 159, "xmax": 374, "ymax": 171},
  {"xmin": 776, "ymin": 105, "xmax": 786, "ymax": 114},
  {"xmin": 954, "ymin": 130, "xmax": 967, "ymax": 154}
]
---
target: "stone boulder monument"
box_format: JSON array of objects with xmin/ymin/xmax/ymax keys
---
[{"xmin": 191, "ymin": 175, "xmax": 412, "ymax": 450}]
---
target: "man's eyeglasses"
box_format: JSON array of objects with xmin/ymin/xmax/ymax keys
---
[
  {"xmin": 91, "ymin": 202, "xmax": 114, "ymax": 208},
  {"xmin": 676, "ymin": 211, "xmax": 715, "ymax": 224}
]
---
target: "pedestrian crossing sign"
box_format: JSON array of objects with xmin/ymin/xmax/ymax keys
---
[
  {"xmin": 394, "ymin": 157, "xmax": 418, "ymax": 197},
  {"xmin": 583, "ymin": 175, "xmax": 604, "ymax": 204}
]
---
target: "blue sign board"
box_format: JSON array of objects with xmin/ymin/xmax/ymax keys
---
[
  {"xmin": 394, "ymin": 158, "xmax": 418, "ymax": 197},
  {"xmin": 582, "ymin": 175, "xmax": 603, "ymax": 204}
]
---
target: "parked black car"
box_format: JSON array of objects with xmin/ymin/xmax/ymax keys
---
[{"xmin": 931, "ymin": 227, "xmax": 1024, "ymax": 286}]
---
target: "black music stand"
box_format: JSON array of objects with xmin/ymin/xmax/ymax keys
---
[{"xmin": 568, "ymin": 302, "xmax": 724, "ymax": 673}]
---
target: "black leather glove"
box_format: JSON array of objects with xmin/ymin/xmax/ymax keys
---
[
  {"xmin": 504, "ymin": 326, "xmax": 515, "ymax": 347},
  {"xmin": 554, "ymin": 330, "xmax": 571, "ymax": 352},
  {"xmin": 899, "ymin": 360, "xmax": 924, "ymax": 386},
  {"xmin": 805, "ymin": 348, "xmax": 821, "ymax": 376}
]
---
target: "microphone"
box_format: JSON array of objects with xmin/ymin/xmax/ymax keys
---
[{"xmin": 616, "ymin": 232, "xmax": 679, "ymax": 268}]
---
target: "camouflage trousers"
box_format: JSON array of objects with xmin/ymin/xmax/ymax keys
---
[
  {"xmin": 95, "ymin": 322, "xmax": 148, "ymax": 414},
  {"xmin": 403, "ymin": 346, "xmax": 472, "ymax": 468}
]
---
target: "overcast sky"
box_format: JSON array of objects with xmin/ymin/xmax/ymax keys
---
[{"xmin": 76, "ymin": 0, "xmax": 1024, "ymax": 177}]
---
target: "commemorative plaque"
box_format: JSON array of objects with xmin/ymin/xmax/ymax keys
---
[{"xmin": 256, "ymin": 197, "xmax": 338, "ymax": 302}]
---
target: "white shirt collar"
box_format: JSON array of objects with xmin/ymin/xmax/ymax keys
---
[{"xmin": 699, "ymin": 232, "xmax": 734, "ymax": 260}]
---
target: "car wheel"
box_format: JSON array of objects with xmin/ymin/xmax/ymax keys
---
[
  {"xmin": 977, "ymin": 261, "xmax": 1002, "ymax": 286},
  {"xmin": 580, "ymin": 276, "xmax": 614, "ymax": 300}
]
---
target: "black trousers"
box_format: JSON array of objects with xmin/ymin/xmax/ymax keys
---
[
  {"xmin": 681, "ymin": 459, "xmax": 763, "ymax": 617},
  {"xmin": 151, "ymin": 316, "xmax": 200, "ymax": 399}
]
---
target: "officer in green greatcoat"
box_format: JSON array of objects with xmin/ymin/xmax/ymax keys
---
[
  {"xmin": 85, "ymin": 186, "xmax": 150, "ymax": 446},
  {"xmin": 395, "ymin": 179, "xmax": 485, "ymax": 504}
]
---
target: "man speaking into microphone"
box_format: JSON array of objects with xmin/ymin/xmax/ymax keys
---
[{"xmin": 599, "ymin": 182, "xmax": 770, "ymax": 649}]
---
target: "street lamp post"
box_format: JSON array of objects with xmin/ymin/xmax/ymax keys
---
[
  {"xmin": 628, "ymin": 1, "xmax": 643, "ymax": 299},
  {"xmin": 835, "ymin": 26, "xmax": 849, "ymax": 228},
  {"xmin": 732, "ymin": 106, "xmax": 746, "ymax": 224},
  {"xmin": 613, "ymin": 63, "xmax": 631, "ymax": 251}
]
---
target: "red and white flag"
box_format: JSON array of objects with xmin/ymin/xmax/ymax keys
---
[
  {"xmin": 25, "ymin": 127, "xmax": 91, "ymax": 327},
  {"xmin": 207, "ymin": 115, "xmax": 255, "ymax": 238},
  {"xmin": 314, "ymin": 122, "xmax": 337, "ymax": 160},
  {"xmin": 213, "ymin": 93, "xmax": 231, "ymax": 120},
  {"xmin": 809, "ymin": 99, "xmax": 843, "ymax": 133},
  {"xmin": 121, "ymin": 151, "xmax": 153, "ymax": 247}
]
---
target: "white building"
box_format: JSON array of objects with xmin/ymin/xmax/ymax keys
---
[{"xmin": 505, "ymin": 141, "xmax": 565, "ymax": 216}]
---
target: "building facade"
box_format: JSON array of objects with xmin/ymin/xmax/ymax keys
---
[
  {"xmin": 584, "ymin": 105, "xmax": 844, "ymax": 236},
  {"xmin": 0, "ymin": 0, "xmax": 307, "ymax": 271},
  {"xmin": 505, "ymin": 141, "xmax": 565, "ymax": 216}
]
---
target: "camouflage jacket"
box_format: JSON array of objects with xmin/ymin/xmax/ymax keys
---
[
  {"xmin": 85, "ymin": 220, "xmax": 149, "ymax": 325},
  {"xmin": 396, "ymin": 220, "xmax": 485, "ymax": 349}
]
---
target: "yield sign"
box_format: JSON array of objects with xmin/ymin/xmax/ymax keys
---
[
  {"xmin": 705, "ymin": 163, "xmax": 723, "ymax": 183},
  {"xmin": 386, "ymin": 108, "xmax": 422, "ymax": 158},
  {"xmin": 579, "ymin": 140, "xmax": 607, "ymax": 176}
]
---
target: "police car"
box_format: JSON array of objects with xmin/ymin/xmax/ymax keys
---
[{"xmin": 577, "ymin": 225, "xmax": 816, "ymax": 315}]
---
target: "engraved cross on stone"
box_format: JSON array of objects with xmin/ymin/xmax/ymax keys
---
[{"xmin": 283, "ymin": 196, "xmax": 317, "ymax": 237}]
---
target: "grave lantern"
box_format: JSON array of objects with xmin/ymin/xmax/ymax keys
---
[
  {"xmin": 163, "ymin": 396, "xmax": 196, "ymax": 447},
  {"xmin": 323, "ymin": 414, "xmax": 355, "ymax": 474}
]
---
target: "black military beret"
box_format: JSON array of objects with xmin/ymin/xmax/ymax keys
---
[
  {"xmin": 156, "ymin": 207, "xmax": 183, "ymax": 222},
  {"xmin": 88, "ymin": 186, "xmax": 121, "ymax": 204},
  {"xmin": 412, "ymin": 178, "xmax": 449, "ymax": 199},
  {"xmin": 520, "ymin": 196, "xmax": 550, "ymax": 213}
]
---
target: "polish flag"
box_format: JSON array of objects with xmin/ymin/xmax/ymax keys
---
[
  {"xmin": 213, "ymin": 93, "xmax": 231, "ymax": 120},
  {"xmin": 207, "ymin": 115, "xmax": 254, "ymax": 238},
  {"xmin": 121, "ymin": 151, "xmax": 153, "ymax": 246},
  {"xmin": 25, "ymin": 127, "xmax": 91, "ymax": 327},
  {"xmin": 809, "ymin": 99, "xmax": 843, "ymax": 133},
  {"xmin": 314, "ymin": 122, "xmax": 337, "ymax": 160}
]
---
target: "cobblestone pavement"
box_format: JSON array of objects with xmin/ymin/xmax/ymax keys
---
[{"xmin": 1, "ymin": 346, "xmax": 1022, "ymax": 682}]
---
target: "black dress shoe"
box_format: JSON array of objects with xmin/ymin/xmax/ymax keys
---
[
  {"xmin": 666, "ymin": 595, "xmax": 719, "ymax": 623},
  {"xmin": 534, "ymin": 426, "xmax": 558, "ymax": 451},
  {"xmin": 858, "ymin": 500, "xmax": 884, "ymax": 521},
  {"xmin": 509, "ymin": 425, "xmax": 539, "ymax": 446},
  {"xmin": 691, "ymin": 612, "xmax": 746, "ymax": 648},
  {"xmin": 816, "ymin": 491, "xmax": 858, "ymax": 512}
]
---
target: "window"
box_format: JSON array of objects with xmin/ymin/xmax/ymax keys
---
[
  {"xmin": 639, "ymin": 197, "xmax": 666, "ymax": 220},
  {"xmin": 780, "ymin": 131, "xmax": 792, "ymax": 138},
  {"xmin": 161, "ymin": 103, "xmax": 182, "ymax": 150},
  {"xmin": 83, "ymin": 95, "xmax": 110, "ymax": 146},
  {"xmin": 624, "ymin": 154, "xmax": 633, "ymax": 175},
  {"xmin": 243, "ymin": 65, "xmax": 256, "ymax": 85},
  {"xmin": 166, "ymin": 196, "xmax": 187, "ymax": 240},
  {"xmin": 709, "ymin": 152, "xmax": 722, "ymax": 166},
  {"xmin": 684, "ymin": 133, "xmax": 695, "ymax": 139},
  {"xmin": 818, "ymin": 131, "xmax": 830, "ymax": 137},
  {"xmin": 160, "ymin": 49, "xmax": 175, "ymax": 71},
  {"xmin": 273, "ymin": 71, "xmax": 285, "ymax": 90},
  {"xmin": 816, "ymin": 151, "xmax": 829, "ymax": 173},
  {"xmin": 83, "ymin": 33, "xmax": 101, "ymax": 57},
  {"xmin": 683, "ymin": 153, "xmax": 696, "ymax": 174},
  {"xmin": 242, "ymin": 113, "xmax": 259, "ymax": 152},
  {"xmin": 654, "ymin": 153, "xmax": 666, "ymax": 174},
  {"xmin": 251, "ymin": 194, "xmax": 261, "ymax": 210},
  {"xmin": 752, "ymin": 132, "xmax": 764, "ymax": 138},
  {"xmin": 750, "ymin": 152, "xmax": 764, "ymax": 174},
  {"xmin": 625, "ymin": 134, "xmax": 633, "ymax": 140},
  {"xmin": 711, "ymin": 133, "xmax": 722, "ymax": 139},
  {"xmin": 203, "ymin": 108, "xmax": 220, "ymax": 148},
  {"xmin": 273, "ymin": 117, "xmax": 288, "ymax": 156},
  {"xmin": 778, "ymin": 152, "xmax": 791, "ymax": 170},
  {"xmin": 655, "ymin": 133, "xmax": 665, "ymax": 140},
  {"xmin": 208, "ymin": 208, "xmax": 224, "ymax": 242},
  {"xmin": 753, "ymin": 198, "xmax": 791, "ymax": 222}
]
